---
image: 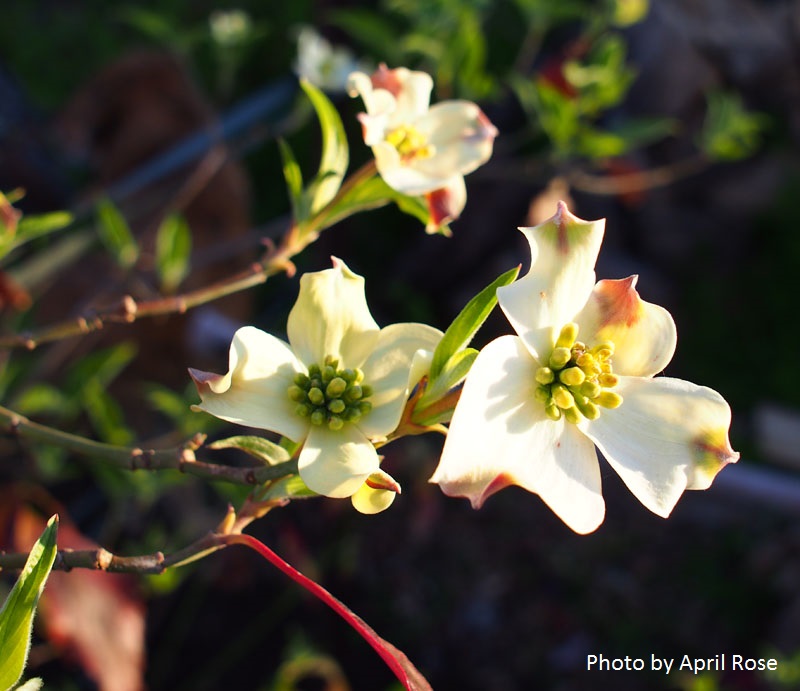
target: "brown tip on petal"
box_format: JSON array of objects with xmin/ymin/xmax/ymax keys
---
[
  {"xmin": 188, "ymin": 367, "xmax": 221, "ymax": 393},
  {"xmin": 425, "ymin": 187, "xmax": 459, "ymax": 232},
  {"xmin": 371, "ymin": 63, "xmax": 402, "ymax": 96},
  {"xmin": 365, "ymin": 469, "xmax": 402, "ymax": 494},
  {"xmin": 592, "ymin": 276, "xmax": 645, "ymax": 328},
  {"xmin": 691, "ymin": 430, "xmax": 740, "ymax": 488}
]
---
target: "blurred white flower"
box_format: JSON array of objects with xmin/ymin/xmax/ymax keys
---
[{"xmin": 294, "ymin": 26, "xmax": 371, "ymax": 93}]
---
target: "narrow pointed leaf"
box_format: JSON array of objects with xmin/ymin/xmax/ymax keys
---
[
  {"xmin": 277, "ymin": 138, "xmax": 305, "ymax": 221},
  {"xmin": 155, "ymin": 213, "xmax": 192, "ymax": 293},
  {"xmin": 208, "ymin": 435, "xmax": 291, "ymax": 465},
  {"xmin": 0, "ymin": 515, "xmax": 58, "ymax": 691},
  {"xmin": 313, "ymin": 175, "xmax": 448, "ymax": 235},
  {"xmin": 300, "ymin": 80, "xmax": 349, "ymax": 215},
  {"xmin": 96, "ymin": 198, "xmax": 139, "ymax": 269},
  {"xmin": 429, "ymin": 266, "xmax": 520, "ymax": 381},
  {"xmin": 417, "ymin": 347, "xmax": 478, "ymax": 413}
]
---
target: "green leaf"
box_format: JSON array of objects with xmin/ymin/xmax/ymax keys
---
[
  {"xmin": 0, "ymin": 515, "xmax": 58, "ymax": 691},
  {"xmin": 96, "ymin": 198, "xmax": 139, "ymax": 269},
  {"xmin": 277, "ymin": 138, "xmax": 305, "ymax": 221},
  {"xmin": 14, "ymin": 210, "xmax": 73, "ymax": 244},
  {"xmin": 315, "ymin": 175, "xmax": 448, "ymax": 235},
  {"xmin": 12, "ymin": 383, "xmax": 73, "ymax": 418},
  {"xmin": 208, "ymin": 435, "xmax": 291, "ymax": 465},
  {"xmin": 429, "ymin": 265, "xmax": 520, "ymax": 382},
  {"xmin": 416, "ymin": 347, "xmax": 478, "ymax": 420},
  {"xmin": 699, "ymin": 90, "xmax": 768, "ymax": 161},
  {"xmin": 155, "ymin": 213, "xmax": 192, "ymax": 293},
  {"xmin": 300, "ymin": 80, "xmax": 349, "ymax": 216}
]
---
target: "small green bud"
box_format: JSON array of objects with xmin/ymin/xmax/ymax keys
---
[
  {"xmin": 358, "ymin": 401, "xmax": 373, "ymax": 416},
  {"xmin": 552, "ymin": 384, "xmax": 575, "ymax": 409},
  {"xmin": 308, "ymin": 387, "xmax": 325, "ymax": 406},
  {"xmin": 534, "ymin": 385, "xmax": 550, "ymax": 402},
  {"xmin": 295, "ymin": 403, "xmax": 312, "ymax": 417},
  {"xmin": 310, "ymin": 409, "xmax": 327, "ymax": 426},
  {"xmin": 549, "ymin": 347, "xmax": 572, "ymax": 370},
  {"xmin": 344, "ymin": 407, "xmax": 362, "ymax": 422},
  {"xmin": 328, "ymin": 398, "xmax": 346, "ymax": 414},
  {"xmin": 596, "ymin": 391, "xmax": 623, "ymax": 409},
  {"xmin": 322, "ymin": 365, "xmax": 336, "ymax": 383},
  {"xmin": 341, "ymin": 368, "xmax": 357, "ymax": 383},
  {"xmin": 575, "ymin": 397, "xmax": 600, "ymax": 420},
  {"xmin": 592, "ymin": 341, "xmax": 615, "ymax": 358},
  {"xmin": 535, "ymin": 367, "xmax": 555, "ymax": 385},
  {"xmin": 555, "ymin": 322, "xmax": 579, "ymax": 349},
  {"xmin": 563, "ymin": 406, "xmax": 581, "ymax": 424},
  {"xmin": 324, "ymin": 355, "xmax": 339, "ymax": 369},
  {"xmin": 559, "ymin": 366, "xmax": 586, "ymax": 387},
  {"xmin": 307, "ymin": 364, "xmax": 321, "ymax": 378},
  {"xmin": 287, "ymin": 385, "xmax": 307, "ymax": 402},
  {"xmin": 360, "ymin": 384, "xmax": 373, "ymax": 399},
  {"xmin": 599, "ymin": 373, "xmax": 619, "ymax": 388},
  {"xmin": 293, "ymin": 373, "xmax": 310, "ymax": 388},
  {"xmin": 345, "ymin": 385, "xmax": 363, "ymax": 402},
  {"xmin": 545, "ymin": 400, "xmax": 562, "ymax": 421},
  {"xmin": 328, "ymin": 415, "xmax": 344, "ymax": 431},
  {"xmin": 580, "ymin": 380, "xmax": 602, "ymax": 399},
  {"xmin": 326, "ymin": 377, "xmax": 347, "ymax": 398}
]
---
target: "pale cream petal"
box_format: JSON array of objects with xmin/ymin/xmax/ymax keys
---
[
  {"xmin": 573, "ymin": 276, "xmax": 677, "ymax": 377},
  {"xmin": 351, "ymin": 483, "xmax": 397, "ymax": 514},
  {"xmin": 298, "ymin": 424, "xmax": 380, "ymax": 498},
  {"xmin": 498, "ymin": 202, "xmax": 605, "ymax": 363},
  {"xmin": 287, "ymin": 258, "xmax": 380, "ymax": 368},
  {"xmin": 415, "ymin": 101, "xmax": 497, "ymax": 178},
  {"xmin": 431, "ymin": 335, "xmax": 605, "ymax": 534},
  {"xmin": 358, "ymin": 322, "xmax": 443, "ymax": 438},
  {"xmin": 372, "ymin": 142, "xmax": 444, "ymax": 195},
  {"xmin": 383, "ymin": 66, "xmax": 433, "ymax": 122},
  {"xmin": 189, "ymin": 326, "xmax": 308, "ymax": 441},
  {"xmin": 580, "ymin": 376, "xmax": 739, "ymax": 517}
]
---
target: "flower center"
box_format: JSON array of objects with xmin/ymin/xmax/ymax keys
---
[
  {"xmin": 534, "ymin": 323, "xmax": 623, "ymax": 424},
  {"xmin": 287, "ymin": 355, "xmax": 373, "ymax": 431},
  {"xmin": 385, "ymin": 124, "xmax": 433, "ymax": 160}
]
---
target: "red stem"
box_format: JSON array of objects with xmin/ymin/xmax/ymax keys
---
[{"xmin": 220, "ymin": 532, "xmax": 429, "ymax": 690}]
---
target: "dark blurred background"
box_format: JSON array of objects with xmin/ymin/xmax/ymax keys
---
[{"xmin": 1, "ymin": 0, "xmax": 800, "ymax": 689}]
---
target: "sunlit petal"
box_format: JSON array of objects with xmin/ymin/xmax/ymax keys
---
[
  {"xmin": 416, "ymin": 101, "xmax": 497, "ymax": 178},
  {"xmin": 358, "ymin": 323, "xmax": 443, "ymax": 438},
  {"xmin": 287, "ymin": 258, "xmax": 380, "ymax": 367},
  {"xmin": 351, "ymin": 483, "xmax": 397, "ymax": 514},
  {"xmin": 299, "ymin": 424, "xmax": 380, "ymax": 498},
  {"xmin": 189, "ymin": 326, "xmax": 308, "ymax": 441},
  {"xmin": 574, "ymin": 276, "xmax": 677, "ymax": 377},
  {"xmin": 498, "ymin": 203, "xmax": 605, "ymax": 362},
  {"xmin": 581, "ymin": 376, "xmax": 739, "ymax": 517},
  {"xmin": 431, "ymin": 335, "xmax": 605, "ymax": 534}
]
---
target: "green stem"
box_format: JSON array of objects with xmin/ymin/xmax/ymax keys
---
[{"xmin": 0, "ymin": 404, "xmax": 298, "ymax": 485}]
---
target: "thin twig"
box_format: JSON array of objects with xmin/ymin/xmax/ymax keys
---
[{"xmin": 0, "ymin": 404, "xmax": 298, "ymax": 485}]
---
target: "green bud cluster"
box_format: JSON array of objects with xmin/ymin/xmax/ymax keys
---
[
  {"xmin": 535, "ymin": 323, "xmax": 623, "ymax": 424},
  {"xmin": 288, "ymin": 355, "xmax": 373, "ymax": 431}
]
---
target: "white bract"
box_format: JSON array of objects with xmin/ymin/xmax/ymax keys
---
[
  {"xmin": 431, "ymin": 202, "xmax": 738, "ymax": 533},
  {"xmin": 294, "ymin": 26, "xmax": 370, "ymax": 93},
  {"xmin": 347, "ymin": 64, "xmax": 497, "ymax": 232},
  {"xmin": 190, "ymin": 258, "xmax": 441, "ymax": 513}
]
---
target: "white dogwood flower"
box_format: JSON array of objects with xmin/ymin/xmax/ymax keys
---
[
  {"xmin": 431, "ymin": 203, "xmax": 738, "ymax": 533},
  {"xmin": 191, "ymin": 258, "xmax": 441, "ymax": 511},
  {"xmin": 348, "ymin": 64, "xmax": 497, "ymax": 232}
]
